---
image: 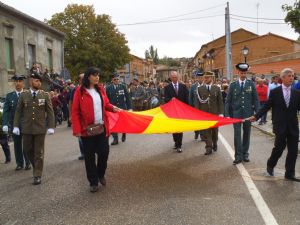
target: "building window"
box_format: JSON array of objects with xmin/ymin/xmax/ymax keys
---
[
  {"xmin": 28, "ymin": 44, "xmax": 36, "ymax": 69},
  {"xmin": 47, "ymin": 48, "xmax": 53, "ymax": 70},
  {"xmin": 5, "ymin": 38, "xmax": 14, "ymax": 70}
]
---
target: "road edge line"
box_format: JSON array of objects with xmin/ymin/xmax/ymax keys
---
[{"xmin": 219, "ymin": 133, "xmax": 278, "ymax": 225}]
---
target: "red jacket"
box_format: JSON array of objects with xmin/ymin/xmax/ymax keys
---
[
  {"xmin": 72, "ymin": 85, "xmax": 114, "ymax": 137},
  {"xmin": 256, "ymin": 84, "xmax": 268, "ymax": 102}
]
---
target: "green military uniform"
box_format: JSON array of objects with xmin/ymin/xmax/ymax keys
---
[
  {"xmin": 131, "ymin": 85, "xmax": 146, "ymax": 111},
  {"xmin": 195, "ymin": 84, "xmax": 224, "ymax": 154},
  {"xmin": 14, "ymin": 89, "xmax": 55, "ymax": 177},
  {"xmin": 2, "ymin": 90, "xmax": 30, "ymax": 168},
  {"xmin": 225, "ymin": 79, "xmax": 259, "ymax": 161}
]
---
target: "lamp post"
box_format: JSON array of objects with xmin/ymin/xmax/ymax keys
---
[{"xmin": 241, "ymin": 46, "xmax": 249, "ymax": 63}]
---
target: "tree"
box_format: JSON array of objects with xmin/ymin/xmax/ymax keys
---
[
  {"xmin": 145, "ymin": 45, "xmax": 159, "ymax": 64},
  {"xmin": 47, "ymin": 4, "xmax": 130, "ymax": 80},
  {"xmin": 282, "ymin": 1, "xmax": 300, "ymax": 36}
]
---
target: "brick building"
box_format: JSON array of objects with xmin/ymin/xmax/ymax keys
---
[
  {"xmin": 117, "ymin": 54, "xmax": 155, "ymax": 84},
  {"xmin": 191, "ymin": 28, "xmax": 300, "ymax": 79}
]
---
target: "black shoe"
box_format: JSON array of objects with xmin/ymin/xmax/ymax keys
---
[
  {"xmin": 111, "ymin": 140, "xmax": 118, "ymax": 145},
  {"xmin": 284, "ymin": 176, "xmax": 300, "ymax": 182},
  {"xmin": 90, "ymin": 185, "xmax": 99, "ymax": 192},
  {"xmin": 243, "ymin": 158, "xmax": 250, "ymax": 163},
  {"xmin": 99, "ymin": 177, "xmax": 106, "ymax": 186},
  {"xmin": 121, "ymin": 134, "xmax": 126, "ymax": 142},
  {"xmin": 176, "ymin": 147, "xmax": 182, "ymax": 153},
  {"xmin": 25, "ymin": 163, "xmax": 31, "ymax": 170},
  {"xmin": 266, "ymin": 167, "xmax": 274, "ymax": 176},
  {"xmin": 204, "ymin": 150, "xmax": 212, "ymax": 155},
  {"xmin": 78, "ymin": 155, "xmax": 84, "ymax": 160},
  {"xmin": 15, "ymin": 165, "xmax": 23, "ymax": 171},
  {"xmin": 258, "ymin": 122, "xmax": 263, "ymax": 125},
  {"xmin": 233, "ymin": 159, "xmax": 242, "ymax": 165},
  {"xmin": 4, "ymin": 159, "xmax": 11, "ymax": 164},
  {"xmin": 194, "ymin": 132, "xmax": 199, "ymax": 140},
  {"xmin": 213, "ymin": 145, "xmax": 218, "ymax": 152},
  {"xmin": 33, "ymin": 177, "xmax": 41, "ymax": 185}
]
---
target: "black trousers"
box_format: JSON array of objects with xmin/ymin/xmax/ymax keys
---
[
  {"xmin": 267, "ymin": 131, "xmax": 298, "ymax": 177},
  {"xmin": 82, "ymin": 132, "xmax": 109, "ymax": 186},
  {"xmin": 172, "ymin": 133, "xmax": 183, "ymax": 148}
]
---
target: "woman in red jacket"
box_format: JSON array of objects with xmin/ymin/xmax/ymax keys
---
[
  {"xmin": 72, "ymin": 67, "xmax": 121, "ymax": 193},
  {"xmin": 256, "ymin": 78, "xmax": 268, "ymax": 125}
]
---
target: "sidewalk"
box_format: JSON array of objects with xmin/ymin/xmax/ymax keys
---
[{"xmin": 251, "ymin": 112, "xmax": 300, "ymax": 154}]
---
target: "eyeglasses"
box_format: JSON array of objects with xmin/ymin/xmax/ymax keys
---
[
  {"xmin": 113, "ymin": 78, "xmax": 119, "ymax": 81},
  {"xmin": 91, "ymin": 73, "xmax": 99, "ymax": 77}
]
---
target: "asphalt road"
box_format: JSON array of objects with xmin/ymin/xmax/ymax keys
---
[{"xmin": 0, "ymin": 123, "xmax": 299, "ymax": 225}]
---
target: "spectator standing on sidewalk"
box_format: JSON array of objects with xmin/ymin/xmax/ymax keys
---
[{"xmin": 256, "ymin": 78, "xmax": 268, "ymax": 125}]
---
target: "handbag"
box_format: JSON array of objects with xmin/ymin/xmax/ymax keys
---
[{"xmin": 86, "ymin": 123, "xmax": 104, "ymax": 136}]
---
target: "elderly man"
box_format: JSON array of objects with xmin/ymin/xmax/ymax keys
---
[
  {"xmin": 249, "ymin": 68, "xmax": 300, "ymax": 182},
  {"xmin": 13, "ymin": 73, "xmax": 55, "ymax": 185},
  {"xmin": 164, "ymin": 71, "xmax": 189, "ymax": 153},
  {"xmin": 225, "ymin": 63, "xmax": 260, "ymax": 165},
  {"xmin": 2, "ymin": 75, "xmax": 31, "ymax": 170}
]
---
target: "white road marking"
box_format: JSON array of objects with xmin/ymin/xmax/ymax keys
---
[{"xmin": 219, "ymin": 133, "xmax": 278, "ymax": 225}]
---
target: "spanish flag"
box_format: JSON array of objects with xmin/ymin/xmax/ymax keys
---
[{"xmin": 108, "ymin": 98, "xmax": 241, "ymax": 134}]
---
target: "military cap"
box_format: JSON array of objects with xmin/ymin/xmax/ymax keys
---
[
  {"xmin": 236, "ymin": 63, "xmax": 250, "ymax": 72},
  {"xmin": 111, "ymin": 73, "xmax": 119, "ymax": 80},
  {"xmin": 29, "ymin": 72, "xmax": 42, "ymax": 80},
  {"xmin": 203, "ymin": 71, "xmax": 215, "ymax": 76},
  {"xmin": 12, "ymin": 74, "xmax": 26, "ymax": 80}
]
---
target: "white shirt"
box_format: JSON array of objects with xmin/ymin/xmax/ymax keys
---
[
  {"xmin": 15, "ymin": 89, "xmax": 23, "ymax": 97},
  {"xmin": 172, "ymin": 82, "xmax": 179, "ymax": 90},
  {"xmin": 238, "ymin": 79, "xmax": 246, "ymax": 87},
  {"xmin": 30, "ymin": 89, "xmax": 39, "ymax": 96},
  {"xmin": 86, "ymin": 88, "xmax": 103, "ymax": 124},
  {"xmin": 282, "ymin": 83, "xmax": 291, "ymax": 96}
]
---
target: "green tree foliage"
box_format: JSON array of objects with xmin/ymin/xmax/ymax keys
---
[
  {"xmin": 158, "ymin": 57, "xmax": 181, "ymax": 67},
  {"xmin": 47, "ymin": 4, "xmax": 130, "ymax": 80},
  {"xmin": 282, "ymin": 1, "xmax": 300, "ymax": 37},
  {"xmin": 145, "ymin": 45, "xmax": 159, "ymax": 64}
]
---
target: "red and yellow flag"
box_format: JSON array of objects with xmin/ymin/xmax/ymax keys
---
[{"xmin": 108, "ymin": 98, "xmax": 241, "ymax": 134}]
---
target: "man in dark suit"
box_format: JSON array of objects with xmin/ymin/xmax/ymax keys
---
[
  {"xmin": 2, "ymin": 75, "xmax": 31, "ymax": 170},
  {"xmin": 164, "ymin": 71, "xmax": 189, "ymax": 153},
  {"xmin": 249, "ymin": 68, "xmax": 300, "ymax": 182}
]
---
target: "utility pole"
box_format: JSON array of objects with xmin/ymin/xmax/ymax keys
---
[
  {"xmin": 256, "ymin": 3, "xmax": 260, "ymax": 34},
  {"xmin": 225, "ymin": 2, "xmax": 233, "ymax": 81}
]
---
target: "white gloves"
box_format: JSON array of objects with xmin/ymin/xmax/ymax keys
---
[
  {"xmin": 13, "ymin": 127, "xmax": 20, "ymax": 135},
  {"xmin": 219, "ymin": 114, "xmax": 224, "ymax": 117},
  {"xmin": 47, "ymin": 128, "xmax": 55, "ymax": 135},
  {"xmin": 2, "ymin": 125, "xmax": 8, "ymax": 133}
]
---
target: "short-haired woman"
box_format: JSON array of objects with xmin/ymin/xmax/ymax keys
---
[{"xmin": 72, "ymin": 67, "xmax": 121, "ymax": 192}]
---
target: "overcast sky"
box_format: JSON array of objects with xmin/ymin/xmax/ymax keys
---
[{"xmin": 2, "ymin": 0, "xmax": 298, "ymax": 58}]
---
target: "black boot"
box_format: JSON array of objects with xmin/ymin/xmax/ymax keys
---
[
  {"xmin": 121, "ymin": 134, "xmax": 126, "ymax": 142},
  {"xmin": 111, "ymin": 139, "xmax": 118, "ymax": 145}
]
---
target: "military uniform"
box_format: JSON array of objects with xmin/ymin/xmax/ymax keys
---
[
  {"xmin": 131, "ymin": 85, "xmax": 146, "ymax": 111},
  {"xmin": 2, "ymin": 90, "xmax": 30, "ymax": 168},
  {"xmin": 106, "ymin": 82, "xmax": 132, "ymax": 144},
  {"xmin": 225, "ymin": 74, "xmax": 259, "ymax": 162},
  {"xmin": 195, "ymin": 84, "xmax": 224, "ymax": 154},
  {"xmin": 14, "ymin": 89, "xmax": 55, "ymax": 179}
]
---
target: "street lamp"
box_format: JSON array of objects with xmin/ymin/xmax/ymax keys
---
[{"xmin": 241, "ymin": 46, "xmax": 249, "ymax": 63}]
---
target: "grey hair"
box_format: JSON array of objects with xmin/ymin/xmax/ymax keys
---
[
  {"xmin": 170, "ymin": 70, "xmax": 179, "ymax": 77},
  {"xmin": 280, "ymin": 68, "xmax": 294, "ymax": 78}
]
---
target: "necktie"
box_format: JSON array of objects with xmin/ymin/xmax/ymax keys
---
[
  {"xmin": 17, "ymin": 93, "xmax": 20, "ymax": 98},
  {"xmin": 174, "ymin": 84, "xmax": 178, "ymax": 95},
  {"xmin": 284, "ymin": 87, "xmax": 290, "ymax": 107},
  {"xmin": 33, "ymin": 92, "xmax": 36, "ymax": 99},
  {"xmin": 241, "ymin": 81, "xmax": 244, "ymax": 91},
  {"xmin": 207, "ymin": 85, "xmax": 210, "ymax": 92}
]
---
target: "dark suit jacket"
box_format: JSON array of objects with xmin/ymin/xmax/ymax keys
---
[
  {"xmin": 255, "ymin": 86, "xmax": 300, "ymax": 136},
  {"xmin": 164, "ymin": 82, "xmax": 189, "ymax": 104},
  {"xmin": 2, "ymin": 91, "xmax": 21, "ymax": 132}
]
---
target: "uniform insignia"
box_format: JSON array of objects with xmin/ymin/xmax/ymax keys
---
[{"xmin": 38, "ymin": 99, "xmax": 45, "ymax": 106}]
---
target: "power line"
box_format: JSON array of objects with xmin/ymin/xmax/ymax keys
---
[
  {"xmin": 231, "ymin": 13, "xmax": 285, "ymax": 21},
  {"xmin": 117, "ymin": 3, "xmax": 225, "ymax": 26},
  {"xmin": 118, "ymin": 14, "xmax": 224, "ymax": 26},
  {"xmin": 230, "ymin": 17, "xmax": 286, "ymax": 25}
]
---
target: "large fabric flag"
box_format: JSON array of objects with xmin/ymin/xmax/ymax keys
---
[{"xmin": 108, "ymin": 98, "xmax": 242, "ymax": 134}]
